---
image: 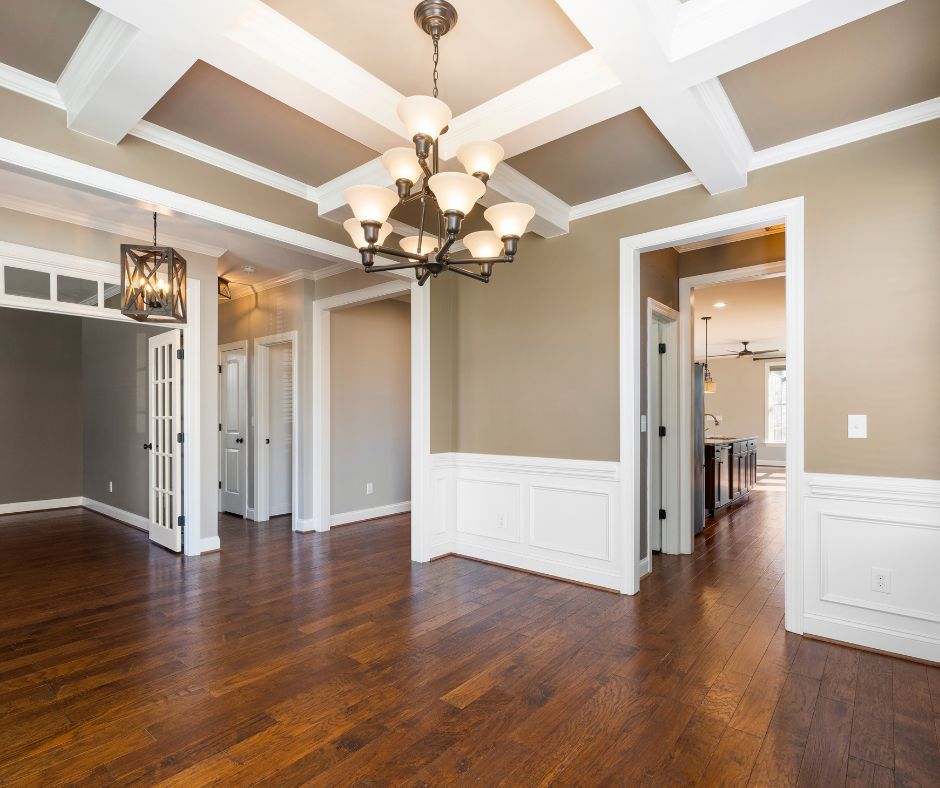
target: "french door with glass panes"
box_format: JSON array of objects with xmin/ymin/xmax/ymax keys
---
[{"xmin": 147, "ymin": 330, "xmax": 183, "ymax": 552}]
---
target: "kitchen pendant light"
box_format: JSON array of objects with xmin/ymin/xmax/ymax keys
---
[
  {"xmin": 702, "ymin": 316, "xmax": 717, "ymax": 394},
  {"xmin": 120, "ymin": 212, "xmax": 187, "ymax": 323},
  {"xmin": 342, "ymin": 0, "xmax": 534, "ymax": 285}
]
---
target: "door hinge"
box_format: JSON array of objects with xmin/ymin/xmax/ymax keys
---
[
  {"xmin": 658, "ymin": 342, "xmax": 666, "ymax": 354},
  {"xmin": 218, "ymin": 423, "xmax": 222, "ymax": 432},
  {"xmin": 218, "ymin": 481, "xmax": 222, "ymax": 490},
  {"xmin": 658, "ymin": 425, "xmax": 666, "ymax": 437},
  {"xmin": 177, "ymin": 515, "xmax": 185, "ymax": 529},
  {"xmin": 176, "ymin": 348, "xmax": 184, "ymax": 360},
  {"xmin": 177, "ymin": 432, "xmax": 184, "ymax": 443},
  {"xmin": 658, "ymin": 509, "xmax": 666, "ymax": 520},
  {"xmin": 218, "ymin": 364, "xmax": 222, "ymax": 373}
]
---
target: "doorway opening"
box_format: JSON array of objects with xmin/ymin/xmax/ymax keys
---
[
  {"xmin": 620, "ymin": 198, "xmax": 804, "ymax": 635},
  {"xmin": 255, "ymin": 332, "xmax": 299, "ymax": 528}
]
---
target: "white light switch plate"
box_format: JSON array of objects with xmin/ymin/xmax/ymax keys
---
[{"xmin": 847, "ymin": 414, "xmax": 867, "ymax": 439}]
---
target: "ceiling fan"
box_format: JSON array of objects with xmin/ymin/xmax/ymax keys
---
[{"xmin": 715, "ymin": 341, "xmax": 781, "ymax": 359}]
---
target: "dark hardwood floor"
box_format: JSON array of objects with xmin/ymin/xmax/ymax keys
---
[{"xmin": 1, "ymin": 486, "xmax": 938, "ymax": 786}]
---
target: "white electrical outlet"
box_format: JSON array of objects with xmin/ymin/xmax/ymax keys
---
[
  {"xmin": 366, "ymin": 482, "xmax": 373, "ymax": 495},
  {"xmin": 848, "ymin": 414, "xmax": 868, "ymax": 439},
  {"xmin": 871, "ymin": 567, "xmax": 891, "ymax": 594},
  {"xmin": 109, "ymin": 481, "xmax": 113, "ymax": 493},
  {"xmin": 496, "ymin": 513, "xmax": 506, "ymax": 530}
]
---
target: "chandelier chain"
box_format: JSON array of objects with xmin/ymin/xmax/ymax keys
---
[
  {"xmin": 432, "ymin": 31, "xmax": 440, "ymax": 98},
  {"xmin": 152, "ymin": 211, "xmax": 157, "ymax": 246}
]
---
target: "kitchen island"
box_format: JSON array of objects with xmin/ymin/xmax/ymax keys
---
[{"xmin": 704, "ymin": 436, "xmax": 757, "ymax": 516}]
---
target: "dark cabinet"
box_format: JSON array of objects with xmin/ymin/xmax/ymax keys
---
[{"xmin": 705, "ymin": 438, "xmax": 758, "ymax": 517}]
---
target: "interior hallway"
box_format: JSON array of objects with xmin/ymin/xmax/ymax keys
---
[{"xmin": 0, "ymin": 490, "xmax": 938, "ymax": 785}]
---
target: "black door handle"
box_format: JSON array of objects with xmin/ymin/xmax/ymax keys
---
[
  {"xmin": 143, "ymin": 442, "xmax": 152, "ymax": 450},
  {"xmin": 235, "ymin": 437, "xmax": 244, "ymax": 444},
  {"xmin": 265, "ymin": 438, "xmax": 270, "ymax": 444}
]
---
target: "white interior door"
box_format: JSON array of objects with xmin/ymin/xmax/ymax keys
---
[
  {"xmin": 147, "ymin": 330, "xmax": 183, "ymax": 552},
  {"xmin": 267, "ymin": 343, "xmax": 293, "ymax": 517},
  {"xmin": 219, "ymin": 344, "xmax": 247, "ymax": 516},
  {"xmin": 651, "ymin": 320, "xmax": 663, "ymax": 552}
]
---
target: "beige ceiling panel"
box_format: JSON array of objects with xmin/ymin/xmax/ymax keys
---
[
  {"xmin": 693, "ymin": 277, "xmax": 787, "ymax": 358},
  {"xmin": 0, "ymin": 0, "xmax": 97, "ymax": 81},
  {"xmin": 265, "ymin": 0, "xmax": 591, "ymax": 115},
  {"xmin": 721, "ymin": 0, "xmax": 940, "ymax": 150},
  {"xmin": 145, "ymin": 61, "xmax": 378, "ymax": 187},
  {"xmin": 506, "ymin": 109, "xmax": 689, "ymax": 205}
]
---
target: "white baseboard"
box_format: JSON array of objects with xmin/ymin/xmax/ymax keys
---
[
  {"xmin": 0, "ymin": 496, "xmax": 83, "ymax": 515},
  {"xmin": 802, "ymin": 472, "xmax": 940, "ymax": 664},
  {"xmin": 82, "ymin": 498, "xmax": 149, "ymax": 531},
  {"xmin": 200, "ymin": 536, "xmax": 221, "ymax": 553},
  {"xmin": 246, "ymin": 507, "xmax": 256, "ymax": 521},
  {"xmin": 331, "ymin": 501, "xmax": 411, "ymax": 528},
  {"xmin": 759, "ymin": 460, "xmax": 786, "ymax": 467}
]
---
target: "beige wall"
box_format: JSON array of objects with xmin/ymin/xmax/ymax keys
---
[
  {"xmin": 437, "ymin": 121, "xmax": 940, "ymax": 479},
  {"xmin": 330, "ymin": 299, "xmax": 411, "ymax": 514},
  {"xmin": 706, "ymin": 357, "xmax": 787, "ymax": 464},
  {"xmin": 430, "ymin": 274, "xmax": 458, "ymax": 453}
]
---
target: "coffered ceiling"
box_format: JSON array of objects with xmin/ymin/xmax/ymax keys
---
[
  {"xmin": 0, "ymin": 0, "xmax": 96, "ymax": 82},
  {"xmin": 0, "ymin": 0, "xmax": 935, "ymax": 272},
  {"xmin": 265, "ymin": 0, "xmax": 592, "ymax": 116}
]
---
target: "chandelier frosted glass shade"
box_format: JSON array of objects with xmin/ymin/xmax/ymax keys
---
[
  {"xmin": 463, "ymin": 230, "xmax": 503, "ymax": 258},
  {"xmin": 456, "ymin": 141, "xmax": 505, "ymax": 178},
  {"xmin": 398, "ymin": 95, "xmax": 452, "ymax": 140},
  {"xmin": 382, "ymin": 147, "xmax": 423, "ymax": 185},
  {"xmin": 484, "ymin": 202, "xmax": 536, "ymax": 238},
  {"xmin": 343, "ymin": 185, "xmax": 400, "ymax": 224},
  {"xmin": 344, "ymin": 218, "xmax": 392, "ymax": 249},
  {"xmin": 428, "ymin": 172, "xmax": 486, "ymax": 215},
  {"xmin": 400, "ymin": 235, "xmax": 438, "ymax": 256}
]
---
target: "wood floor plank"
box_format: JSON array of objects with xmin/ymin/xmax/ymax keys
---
[{"xmin": 0, "ymin": 486, "xmax": 936, "ymax": 785}]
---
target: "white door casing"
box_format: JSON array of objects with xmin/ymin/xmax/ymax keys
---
[
  {"xmin": 148, "ymin": 329, "xmax": 183, "ymax": 552},
  {"xmin": 267, "ymin": 343, "xmax": 293, "ymax": 517},
  {"xmin": 218, "ymin": 341, "xmax": 247, "ymax": 516}
]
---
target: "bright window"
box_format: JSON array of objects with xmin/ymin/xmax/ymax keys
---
[{"xmin": 766, "ymin": 363, "xmax": 786, "ymax": 443}]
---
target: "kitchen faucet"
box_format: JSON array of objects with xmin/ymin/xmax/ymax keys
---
[{"xmin": 705, "ymin": 413, "xmax": 721, "ymax": 432}]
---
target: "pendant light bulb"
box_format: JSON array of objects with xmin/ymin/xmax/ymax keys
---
[
  {"xmin": 397, "ymin": 95, "xmax": 452, "ymax": 141},
  {"xmin": 427, "ymin": 172, "xmax": 486, "ymax": 216}
]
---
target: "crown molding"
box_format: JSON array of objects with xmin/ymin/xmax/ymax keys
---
[
  {"xmin": 750, "ymin": 97, "xmax": 940, "ymax": 172},
  {"xmin": 0, "ymin": 192, "xmax": 228, "ymax": 258},
  {"xmin": 0, "ymin": 62, "xmax": 64, "ymax": 108},
  {"xmin": 225, "ymin": 264, "xmax": 356, "ymax": 300},
  {"xmin": 131, "ymin": 120, "xmax": 317, "ymax": 202},
  {"xmin": 674, "ymin": 225, "xmax": 784, "ymax": 253},
  {"xmin": 569, "ymin": 172, "xmax": 701, "ymax": 221}
]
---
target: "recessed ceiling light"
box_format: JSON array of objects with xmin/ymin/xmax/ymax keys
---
[{"xmin": 713, "ymin": 301, "xmax": 727, "ymax": 308}]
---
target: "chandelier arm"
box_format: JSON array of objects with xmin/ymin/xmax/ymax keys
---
[
  {"xmin": 365, "ymin": 261, "xmax": 425, "ymax": 273},
  {"xmin": 435, "ymin": 232, "xmax": 458, "ymax": 261},
  {"xmin": 444, "ymin": 254, "xmax": 514, "ymax": 266},
  {"xmin": 369, "ymin": 244, "xmax": 429, "ymax": 263},
  {"xmin": 447, "ymin": 265, "xmax": 489, "ymax": 283}
]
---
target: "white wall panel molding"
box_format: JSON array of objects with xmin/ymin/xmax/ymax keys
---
[
  {"xmin": 803, "ymin": 472, "xmax": 940, "ymax": 663},
  {"xmin": 430, "ymin": 453, "xmax": 622, "ymax": 590}
]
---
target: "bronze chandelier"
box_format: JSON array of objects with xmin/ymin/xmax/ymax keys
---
[{"xmin": 342, "ymin": 0, "xmax": 535, "ymax": 285}]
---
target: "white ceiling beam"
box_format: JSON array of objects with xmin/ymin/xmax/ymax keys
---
[{"xmin": 56, "ymin": 10, "xmax": 196, "ymax": 144}]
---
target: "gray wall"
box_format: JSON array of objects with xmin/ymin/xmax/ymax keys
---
[
  {"xmin": 330, "ymin": 298, "xmax": 411, "ymax": 515},
  {"xmin": 81, "ymin": 318, "xmax": 164, "ymax": 516},
  {"xmin": 0, "ymin": 307, "xmax": 83, "ymax": 504}
]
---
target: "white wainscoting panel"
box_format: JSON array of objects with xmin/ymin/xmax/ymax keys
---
[
  {"xmin": 803, "ymin": 473, "xmax": 940, "ymax": 663},
  {"xmin": 430, "ymin": 453, "xmax": 622, "ymax": 590}
]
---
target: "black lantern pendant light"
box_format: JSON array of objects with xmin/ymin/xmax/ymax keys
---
[{"xmin": 120, "ymin": 212, "xmax": 187, "ymax": 323}]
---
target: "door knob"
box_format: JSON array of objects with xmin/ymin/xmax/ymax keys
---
[
  {"xmin": 265, "ymin": 438, "xmax": 270, "ymax": 444},
  {"xmin": 143, "ymin": 442, "xmax": 152, "ymax": 450},
  {"xmin": 235, "ymin": 437, "xmax": 244, "ymax": 444}
]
